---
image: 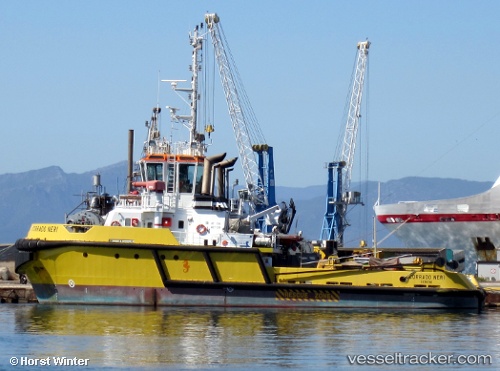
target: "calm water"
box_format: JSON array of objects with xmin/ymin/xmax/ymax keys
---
[{"xmin": 0, "ymin": 304, "xmax": 498, "ymax": 370}]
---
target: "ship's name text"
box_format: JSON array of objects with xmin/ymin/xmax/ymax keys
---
[
  {"xmin": 31, "ymin": 225, "xmax": 59, "ymax": 233},
  {"xmin": 411, "ymin": 274, "xmax": 445, "ymax": 283}
]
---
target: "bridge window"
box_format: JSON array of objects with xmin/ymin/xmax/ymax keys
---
[
  {"xmin": 179, "ymin": 163, "xmax": 201, "ymax": 193},
  {"xmin": 146, "ymin": 163, "xmax": 163, "ymax": 181}
]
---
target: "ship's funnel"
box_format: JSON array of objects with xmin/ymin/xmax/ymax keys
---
[
  {"xmin": 214, "ymin": 157, "xmax": 238, "ymax": 198},
  {"xmin": 202, "ymin": 153, "xmax": 226, "ymax": 195}
]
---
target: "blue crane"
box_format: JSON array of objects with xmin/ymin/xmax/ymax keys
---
[{"xmin": 320, "ymin": 40, "xmax": 370, "ymax": 245}]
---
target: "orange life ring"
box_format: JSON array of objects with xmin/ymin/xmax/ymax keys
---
[
  {"xmin": 196, "ymin": 224, "xmax": 207, "ymax": 234},
  {"xmin": 111, "ymin": 221, "xmax": 121, "ymax": 226}
]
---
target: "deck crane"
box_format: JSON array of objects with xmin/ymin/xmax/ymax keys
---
[
  {"xmin": 320, "ymin": 40, "xmax": 370, "ymax": 245},
  {"xmin": 205, "ymin": 13, "xmax": 293, "ymax": 233}
]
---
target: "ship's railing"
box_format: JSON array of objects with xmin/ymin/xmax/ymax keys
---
[
  {"xmin": 117, "ymin": 193, "xmax": 175, "ymax": 210},
  {"xmin": 146, "ymin": 140, "xmax": 207, "ymax": 157},
  {"xmin": 140, "ymin": 193, "xmax": 175, "ymax": 210},
  {"xmin": 146, "ymin": 140, "xmax": 170, "ymax": 155},
  {"xmin": 117, "ymin": 195, "xmax": 142, "ymax": 207},
  {"xmin": 170, "ymin": 141, "xmax": 206, "ymax": 156}
]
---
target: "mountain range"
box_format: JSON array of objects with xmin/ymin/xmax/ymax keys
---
[{"xmin": 0, "ymin": 162, "xmax": 493, "ymax": 249}]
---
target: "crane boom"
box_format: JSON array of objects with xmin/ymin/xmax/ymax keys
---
[
  {"xmin": 205, "ymin": 13, "xmax": 267, "ymax": 209},
  {"xmin": 320, "ymin": 40, "xmax": 370, "ymax": 245},
  {"xmin": 340, "ymin": 40, "xmax": 370, "ymax": 192}
]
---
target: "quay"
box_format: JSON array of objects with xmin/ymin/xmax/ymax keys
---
[
  {"xmin": 0, "ymin": 281, "xmax": 37, "ymax": 303},
  {"xmin": 480, "ymin": 283, "xmax": 500, "ymax": 307},
  {"xmin": 0, "ymin": 253, "xmax": 37, "ymax": 303}
]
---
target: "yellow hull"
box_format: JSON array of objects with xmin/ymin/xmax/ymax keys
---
[{"xmin": 15, "ymin": 224, "xmax": 485, "ymax": 309}]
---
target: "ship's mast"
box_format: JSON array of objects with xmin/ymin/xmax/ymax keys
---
[
  {"xmin": 163, "ymin": 24, "xmax": 206, "ymax": 156},
  {"xmin": 187, "ymin": 25, "xmax": 202, "ymax": 147}
]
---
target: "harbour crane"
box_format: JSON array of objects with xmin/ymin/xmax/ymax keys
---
[
  {"xmin": 205, "ymin": 14, "xmax": 292, "ymax": 233},
  {"xmin": 320, "ymin": 40, "xmax": 370, "ymax": 245}
]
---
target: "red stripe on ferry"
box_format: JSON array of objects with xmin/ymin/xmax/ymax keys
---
[{"xmin": 377, "ymin": 214, "xmax": 500, "ymax": 223}]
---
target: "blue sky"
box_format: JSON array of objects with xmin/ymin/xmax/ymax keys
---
[{"xmin": 1, "ymin": 1, "xmax": 499, "ymax": 188}]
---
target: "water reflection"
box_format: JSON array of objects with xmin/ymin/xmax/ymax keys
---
[{"xmin": 7, "ymin": 305, "xmax": 500, "ymax": 369}]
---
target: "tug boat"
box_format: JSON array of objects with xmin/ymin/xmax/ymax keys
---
[
  {"xmin": 15, "ymin": 224, "xmax": 484, "ymax": 309},
  {"xmin": 15, "ymin": 14, "xmax": 484, "ymax": 310}
]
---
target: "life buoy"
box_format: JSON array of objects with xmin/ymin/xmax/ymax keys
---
[
  {"xmin": 111, "ymin": 221, "xmax": 121, "ymax": 226},
  {"xmin": 196, "ymin": 224, "xmax": 207, "ymax": 234}
]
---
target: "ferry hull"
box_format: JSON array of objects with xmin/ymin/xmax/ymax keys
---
[
  {"xmin": 29, "ymin": 282, "xmax": 482, "ymax": 310},
  {"xmin": 374, "ymin": 178, "xmax": 500, "ymax": 273},
  {"xmin": 375, "ymin": 208, "xmax": 500, "ymax": 273}
]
